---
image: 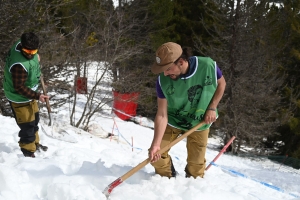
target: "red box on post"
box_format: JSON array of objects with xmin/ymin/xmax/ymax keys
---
[
  {"xmin": 113, "ymin": 90, "xmax": 139, "ymax": 120},
  {"xmin": 76, "ymin": 77, "xmax": 87, "ymax": 94}
]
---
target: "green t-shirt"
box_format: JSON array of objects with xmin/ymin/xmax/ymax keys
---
[
  {"xmin": 159, "ymin": 56, "xmax": 218, "ymax": 131},
  {"xmin": 3, "ymin": 40, "xmax": 40, "ymax": 103}
]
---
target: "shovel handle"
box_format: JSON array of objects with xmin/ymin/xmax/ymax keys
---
[
  {"xmin": 40, "ymin": 75, "xmax": 51, "ymax": 113},
  {"xmin": 103, "ymin": 121, "xmax": 206, "ymax": 197},
  {"xmin": 121, "ymin": 121, "xmax": 206, "ymax": 181}
]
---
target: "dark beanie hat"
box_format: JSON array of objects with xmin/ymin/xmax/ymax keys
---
[{"xmin": 21, "ymin": 32, "xmax": 39, "ymax": 50}]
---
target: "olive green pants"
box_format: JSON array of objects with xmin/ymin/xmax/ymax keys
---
[
  {"xmin": 10, "ymin": 100, "xmax": 40, "ymax": 152},
  {"xmin": 150, "ymin": 125, "xmax": 209, "ymax": 178}
]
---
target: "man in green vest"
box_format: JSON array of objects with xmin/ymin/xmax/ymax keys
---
[
  {"xmin": 148, "ymin": 42, "xmax": 226, "ymax": 178},
  {"xmin": 3, "ymin": 32, "xmax": 49, "ymax": 158}
]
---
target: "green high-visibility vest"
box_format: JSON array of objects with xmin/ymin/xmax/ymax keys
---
[
  {"xmin": 3, "ymin": 40, "xmax": 40, "ymax": 103},
  {"xmin": 159, "ymin": 56, "xmax": 218, "ymax": 131}
]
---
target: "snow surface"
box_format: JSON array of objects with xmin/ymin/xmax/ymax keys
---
[{"xmin": 1, "ymin": 62, "xmax": 300, "ymax": 200}]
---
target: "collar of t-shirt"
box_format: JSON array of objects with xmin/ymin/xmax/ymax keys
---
[{"xmin": 179, "ymin": 56, "xmax": 196, "ymax": 79}]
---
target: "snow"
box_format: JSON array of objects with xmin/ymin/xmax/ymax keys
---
[{"xmin": 1, "ymin": 62, "xmax": 300, "ymax": 200}]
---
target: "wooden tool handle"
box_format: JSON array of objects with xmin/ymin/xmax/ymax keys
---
[
  {"xmin": 103, "ymin": 121, "xmax": 206, "ymax": 196},
  {"xmin": 40, "ymin": 75, "xmax": 51, "ymax": 113},
  {"xmin": 121, "ymin": 121, "xmax": 206, "ymax": 181}
]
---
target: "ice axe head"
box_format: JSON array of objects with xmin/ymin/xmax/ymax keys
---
[{"xmin": 102, "ymin": 177, "xmax": 123, "ymax": 198}]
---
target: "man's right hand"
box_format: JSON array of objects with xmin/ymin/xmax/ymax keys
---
[
  {"xmin": 149, "ymin": 145, "xmax": 161, "ymax": 163},
  {"xmin": 39, "ymin": 94, "xmax": 49, "ymax": 103}
]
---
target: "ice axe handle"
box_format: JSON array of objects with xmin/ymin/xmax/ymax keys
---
[{"xmin": 40, "ymin": 76, "xmax": 51, "ymax": 113}]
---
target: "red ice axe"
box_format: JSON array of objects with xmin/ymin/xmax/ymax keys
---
[
  {"xmin": 205, "ymin": 136, "xmax": 236, "ymax": 170},
  {"xmin": 102, "ymin": 121, "xmax": 206, "ymax": 197}
]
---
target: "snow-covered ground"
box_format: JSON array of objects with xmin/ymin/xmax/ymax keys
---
[
  {"xmin": 1, "ymin": 62, "xmax": 299, "ymax": 200},
  {"xmin": 1, "ymin": 112, "xmax": 300, "ymax": 200}
]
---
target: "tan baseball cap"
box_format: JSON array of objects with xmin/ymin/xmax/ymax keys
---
[{"xmin": 151, "ymin": 42, "xmax": 182, "ymax": 74}]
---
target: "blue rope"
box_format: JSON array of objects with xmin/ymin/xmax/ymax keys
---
[
  {"xmin": 113, "ymin": 125, "xmax": 142, "ymax": 151},
  {"xmin": 211, "ymin": 162, "xmax": 299, "ymax": 198}
]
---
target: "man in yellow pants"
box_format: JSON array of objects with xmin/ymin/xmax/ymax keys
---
[
  {"xmin": 3, "ymin": 32, "xmax": 49, "ymax": 157},
  {"xmin": 148, "ymin": 42, "xmax": 226, "ymax": 178}
]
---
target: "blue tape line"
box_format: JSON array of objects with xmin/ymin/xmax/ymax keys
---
[
  {"xmin": 113, "ymin": 126, "xmax": 142, "ymax": 151},
  {"xmin": 228, "ymin": 169, "xmax": 247, "ymax": 178},
  {"xmin": 289, "ymin": 193, "xmax": 300, "ymax": 198},
  {"xmin": 211, "ymin": 162, "xmax": 299, "ymax": 198}
]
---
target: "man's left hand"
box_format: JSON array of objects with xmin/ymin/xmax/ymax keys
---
[
  {"xmin": 39, "ymin": 94, "xmax": 49, "ymax": 103},
  {"xmin": 204, "ymin": 109, "xmax": 216, "ymax": 124}
]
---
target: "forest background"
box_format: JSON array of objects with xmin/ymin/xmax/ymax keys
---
[{"xmin": 0, "ymin": 0, "xmax": 300, "ymax": 163}]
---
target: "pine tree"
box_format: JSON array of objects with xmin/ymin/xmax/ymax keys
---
[
  {"xmin": 194, "ymin": 0, "xmax": 285, "ymax": 154},
  {"xmin": 275, "ymin": 0, "xmax": 300, "ymax": 158}
]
